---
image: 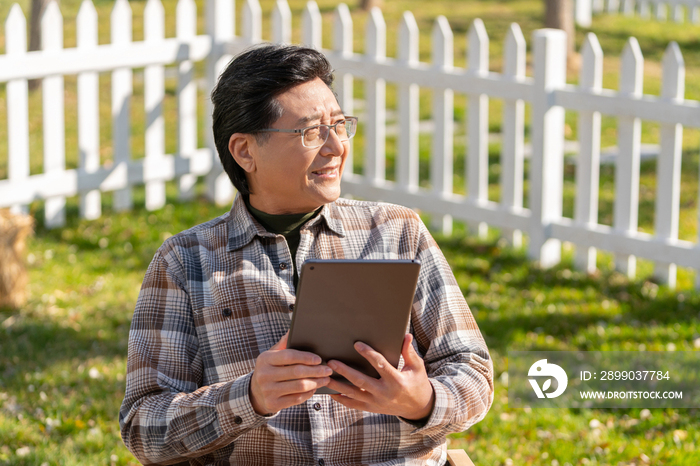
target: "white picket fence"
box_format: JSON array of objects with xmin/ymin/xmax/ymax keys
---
[
  {"xmin": 576, "ymin": 0, "xmax": 700, "ymax": 26},
  {"xmin": 1, "ymin": 0, "xmax": 699, "ymax": 289}
]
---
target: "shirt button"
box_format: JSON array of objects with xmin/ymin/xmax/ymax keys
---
[
  {"xmin": 318, "ymin": 460, "xmax": 325, "ymax": 466},
  {"xmin": 233, "ymin": 415, "xmax": 242, "ymax": 425},
  {"xmin": 289, "ymin": 303, "xmax": 295, "ymax": 311},
  {"xmin": 222, "ymin": 308, "xmax": 232, "ymax": 317},
  {"xmin": 279, "ymin": 262, "xmax": 288, "ymax": 270},
  {"xmin": 313, "ymin": 402, "xmax": 322, "ymax": 411}
]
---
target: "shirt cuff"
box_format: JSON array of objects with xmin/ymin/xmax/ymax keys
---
[
  {"xmin": 216, "ymin": 372, "xmax": 278, "ymax": 435},
  {"xmin": 398, "ymin": 378, "xmax": 452, "ymax": 434}
]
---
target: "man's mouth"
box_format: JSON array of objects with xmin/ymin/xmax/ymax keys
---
[{"xmin": 312, "ymin": 167, "xmax": 338, "ymax": 176}]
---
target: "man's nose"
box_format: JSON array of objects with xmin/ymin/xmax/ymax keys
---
[{"xmin": 319, "ymin": 127, "xmax": 346, "ymax": 157}]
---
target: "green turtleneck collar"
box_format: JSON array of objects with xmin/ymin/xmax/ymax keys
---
[{"xmin": 244, "ymin": 196, "xmax": 321, "ymax": 289}]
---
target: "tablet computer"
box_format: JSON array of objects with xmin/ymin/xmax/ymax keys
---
[{"xmin": 287, "ymin": 259, "xmax": 421, "ymax": 394}]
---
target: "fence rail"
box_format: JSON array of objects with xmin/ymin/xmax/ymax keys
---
[
  {"xmin": 1, "ymin": 0, "xmax": 699, "ymax": 289},
  {"xmin": 576, "ymin": 0, "xmax": 700, "ymax": 26}
]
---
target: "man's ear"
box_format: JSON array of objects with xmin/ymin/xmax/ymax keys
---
[{"xmin": 229, "ymin": 133, "xmax": 258, "ymax": 173}]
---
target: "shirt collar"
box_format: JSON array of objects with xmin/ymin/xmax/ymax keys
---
[{"xmin": 227, "ymin": 193, "xmax": 345, "ymax": 251}]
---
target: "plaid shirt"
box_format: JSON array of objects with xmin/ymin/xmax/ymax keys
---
[{"xmin": 120, "ymin": 194, "xmax": 494, "ymax": 466}]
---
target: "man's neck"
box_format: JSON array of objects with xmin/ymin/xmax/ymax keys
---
[
  {"xmin": 247, "ymin": 194, "xmax": 322, "ymax": 215},
  {"xmin": 244, "ymin": 196, "xmax": 320, "ymax": 236}
]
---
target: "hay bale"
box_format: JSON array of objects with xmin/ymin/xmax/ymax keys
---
[{"xmin": 0, "ymin": 209, "xmax": 34, "ymax": 309}]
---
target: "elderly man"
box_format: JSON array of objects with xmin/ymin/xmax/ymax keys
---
[{"xmin": 120, "ymin": 44, "xmax": 493, "ymax": 466}]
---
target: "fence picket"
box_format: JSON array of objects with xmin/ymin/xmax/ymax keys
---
[
  {"xmin": 655, "ymin": 2, "xmax": 667, "ymax": 20},
  {"xmin": 430, "ymin": 16, "xmax": 454, "ymax": 235},
  {"xmin": 1, "ymin": 2, "xmax": 699, "ymax": 287},
  {"xmin": 574, "ymin": 33, "xmax": 603, "ymax": 274},
  {"xmin": 576, "ymin": 0, "xmax": 593, "ymax": 26},
  {"xmin": 673, "ymin": 4, "xmax": 684, "ymax": 22},
  {"xmin": 176, "ymin": 0, "xmax": 197, "ymax": 200},
  {"xmin": 614, "ymin": 38, "xmax": 643, "ymax": 277},
  {"xmin": 467, "ymin": 19, "xmax": 489, "ymax": 239},
  {"xmin": 77, "ymin": 0, "xmax": 101, "ymax": 220},
  {"xmin": 6, "ymin": 5, "xmax": 30, "ymax": 215},
  {"xmin": 205, "ymin": 0, "xmax": 235, "ymax": 205},
  {"xmin": 529, "ymin": 29, "xmax": 567, "ymax": 267},
  {"xmin": 583, "ymin": 0, "xmax": 700, "ymax": 22},
  {"xmin": 639, "ymin": 0, "xmax": 651, "ymax": 18},
  {"xmin": 302, "ymin": 1, "xmax": 322, "ymax": 49},
  {"xmin": 333, "ymin": 3, "xmax": 353, "ymax": 178},
  {"xmin": 243, "ymin": 0, "xmax": 262, "ymax": 43},
  {"xmin": 364, "ymin": 7, "xmax": 386, "ymax": 184},
  {"xmin": 501, "ymin": 23, "xmax": 526, "ymax": 248},
  {"xmin": 144, "ymin": 0, "xmax": 166, "ymax": 211},
  {"xmin": 397, "ymin": 11, "xmax": 419, "ymax": 192},
  {"xmin": 654, "ymin": 42, "xmax": 685, "ymax": 288},
  {"xmin": 111, "ymin": 0, "xmax": 133, "ymax": 212},
  {"xmin": 42, "ymin": 1, "xmax": 66, "ymax": 228},
  {"xmin": 272, "ymin": 0, "xmax": 292, "ymax": 44}
]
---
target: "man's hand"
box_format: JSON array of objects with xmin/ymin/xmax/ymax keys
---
[
  {"xmin": 326, "ymin": 334, "xmax": 435, "ymax": 421},
  {"xmin": 250, "ymin": 333, "xmax": 332, "ymax": 415}
]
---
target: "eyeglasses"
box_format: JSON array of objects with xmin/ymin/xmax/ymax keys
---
[{"xmin": 255, "ymin": 116, "xmax": 358, "ymax": 148}]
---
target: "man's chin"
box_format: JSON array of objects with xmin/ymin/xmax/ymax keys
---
[{"xmin": 309, "ymin": 186, "xmax": 342, "ymax": 205}]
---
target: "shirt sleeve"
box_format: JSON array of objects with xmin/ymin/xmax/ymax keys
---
[
  {"xmin": 119, "ymin": 248, "xmax": 274, "ymax": 465},
  {"xmin": 401, "ymin": 218, "xmax": 494, "ymax": 439}
]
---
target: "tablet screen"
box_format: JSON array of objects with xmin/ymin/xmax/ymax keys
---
[{"xmin": 287, "ymin": 259, "xmax": 420, "ymax": 394}]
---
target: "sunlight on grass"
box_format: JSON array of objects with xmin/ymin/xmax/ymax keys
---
[
  {"xmin": 0, "ymin": 182, "xmax": 698, "ymax": 465},
  {"xmin": 1, "ymin": 0, "xmax": 700, "ymax": 464}
]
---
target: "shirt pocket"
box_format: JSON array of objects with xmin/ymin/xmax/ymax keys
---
[{"xmin": 193, "ymin": 297, "xmax": 265, "ymax": 384}]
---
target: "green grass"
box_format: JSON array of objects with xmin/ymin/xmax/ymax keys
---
[
  {"xmin": 1, "ymin": 1, "xmax": 700, "ymax": 464},
  {"xmin": 0, "ymin": 183, "xmax": 698, "ymax": 465}
]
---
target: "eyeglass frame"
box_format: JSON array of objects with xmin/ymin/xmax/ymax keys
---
[{"xmin": 253, "ymin": 116, "xmax": 358, "ymax": 148}]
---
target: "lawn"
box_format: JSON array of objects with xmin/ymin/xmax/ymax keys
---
[
  {"xmin": 0, "ymin": 183, "xmax": 698, "ymax": 465},
  {"xmin": 1, "ymin": 0, "xmax": 699, "ymax": 464}
]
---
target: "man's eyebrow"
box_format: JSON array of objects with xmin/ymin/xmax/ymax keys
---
[{"xmin": 295, "ymin": 109, "xmax": 345, "ymax": 127}]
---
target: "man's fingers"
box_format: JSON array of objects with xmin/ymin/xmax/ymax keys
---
[
  {"xmin": 274, "ymin": 388, "xmax": 323, "ymax": 411},
  {"xmin": 329, "ymin": 393, "xmax": 370, "ymax": 412},
  {"xmin": 275, "ymin": 377, "xmax": 331, "ymax": 395},
  {"xmin": 263, "ymin": 363, "xmax": 332, "ymax": 382},
  {"xmin": 327, "ymin": 359, "xmax": 379, "ymax": 393},
  {"xmin": 326, "ymin": 377, "xmax": 370, "ymax": 401},
  {"xmin": 265, "ymin": 348, "xmax": 323, "ymax": 367},
  {"xmin": 402, "ymin": 333, "xmax": 413, "ymax": 356},
  {"xmin": 270, "ymin": 332, "xmax": 289, "ymax": 351},
  {"xmin": 354, "ymin": 341, "xmax": 396, "ymax": 378},
  {"xmin": 400, "ymin": 333, "xmax": 421, "ymax": 368}
]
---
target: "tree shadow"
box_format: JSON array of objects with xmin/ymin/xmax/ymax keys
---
[{"xmin": 0, "ymin": 314, "xmax": 128, "ymax": 385}]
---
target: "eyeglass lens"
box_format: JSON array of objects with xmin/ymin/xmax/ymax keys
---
[{"xmin": 303, "ymin": 119, "xmax": 357, "ymax": 147}]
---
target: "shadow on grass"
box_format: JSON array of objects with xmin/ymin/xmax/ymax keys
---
[{"xmin": 0, "ymin": 315, "xmax": 127, "ymax": 385}]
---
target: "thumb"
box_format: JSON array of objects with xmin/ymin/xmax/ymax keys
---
[
  {"xmin": 271, "ymin": 332, "xmax": 289, "ymax": 351},
  {"xmin": 401, "ymin": 333, "xmax": 421, "ymax": 369}
]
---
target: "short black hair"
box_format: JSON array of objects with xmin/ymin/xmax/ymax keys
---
[{"xmin": 211, "ymin": 43, "xmax": 335, "ymax": 195}]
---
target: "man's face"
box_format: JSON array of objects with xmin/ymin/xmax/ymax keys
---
[{"xmin": 245, "ymin": 77, "xmax": 348, "ymax": 214}]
